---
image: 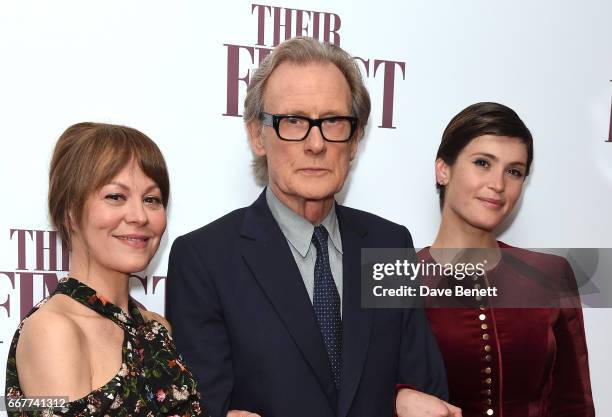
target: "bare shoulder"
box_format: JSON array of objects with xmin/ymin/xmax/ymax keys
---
[
  {"xmin": 139, "ymin": 308, "xmax": 172, "ymax": 335},
  {"xmin": 18, "ymin": 300, "xmax": 83, "ymax": 353},
  {"xmin": 16, "ymin": 299, "xmax": 91, "ymax": 398}
]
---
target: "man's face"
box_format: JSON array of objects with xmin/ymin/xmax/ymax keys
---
[{"xmin": 248, "ymin": 61, "xmax": 359, "ymax": 209}]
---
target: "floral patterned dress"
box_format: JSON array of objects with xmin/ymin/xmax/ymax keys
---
[{"xmin": 5, "ymin": 277, "xmax": 209, "ymax": 417}]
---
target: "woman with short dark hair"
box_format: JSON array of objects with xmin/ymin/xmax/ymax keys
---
[{"xmin": 422, "ymin": 102, "xmax": 594, "ymax": 416}]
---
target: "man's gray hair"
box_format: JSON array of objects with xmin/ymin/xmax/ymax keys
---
[{"xmin": 244, "ymin": 36, "xmax": 371, "ymax": 185}]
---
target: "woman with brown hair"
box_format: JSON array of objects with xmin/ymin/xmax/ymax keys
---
[
  {"xmin": 421, "ymin": 102, "xmax": 595, "ymax": 416},
  {"xmin": 5, "ymin": 122, "xmax": 208, "ymax": 416}
]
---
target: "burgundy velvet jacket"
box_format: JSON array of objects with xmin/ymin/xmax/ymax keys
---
[{"xmin": 420, "ymin": 243, "xmax": 595, "ymax": 417}]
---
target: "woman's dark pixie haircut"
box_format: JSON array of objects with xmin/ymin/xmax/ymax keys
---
[{"xmin": 435, "ymin": 102, "xmax": 533, "ymax": 208}]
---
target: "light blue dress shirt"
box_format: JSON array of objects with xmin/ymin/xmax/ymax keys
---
[{"xmin": 266, "ymin": 187, "xmax": 343, "ymax": 313}]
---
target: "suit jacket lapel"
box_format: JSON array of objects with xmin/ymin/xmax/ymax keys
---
[
  {"xmin": 336, "ymin": 205, "xmax": 374, "ymax": 417},
  {"xmin": 239, "ymin": 190, "xmax": 338, "ymax": 410}
]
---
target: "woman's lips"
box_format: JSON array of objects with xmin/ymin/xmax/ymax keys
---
[
  {"xmin": 114, "ymin": 235, "xmax": 150, "ymax": 249},
  {"xmin": 477, "ymin": 197, "xmax": 503, "ymax": 209}
]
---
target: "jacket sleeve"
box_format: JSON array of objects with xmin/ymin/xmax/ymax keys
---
[
  {"xmin": 166, "ymin": 235, "xmax": 234, "ymax": 417},
  {"xmin": 547, "ymin": 259, "xmax": 595, "ymax": 417},
  {"xmin": 396, "ymin": 227, "xmax": 449, "ymax": 400}
]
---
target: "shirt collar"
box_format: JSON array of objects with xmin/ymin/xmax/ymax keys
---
[{"xmin": 266, "ymin": 187, "xmax": 343, "ymax": 258}]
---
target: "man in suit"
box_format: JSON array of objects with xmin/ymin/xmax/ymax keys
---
[{"xmin": 166, "ymin": 36, "xmax": 455, "ymax": 417}]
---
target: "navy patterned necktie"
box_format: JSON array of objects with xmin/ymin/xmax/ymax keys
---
[{"xmin": 312, "ymin": 225, "xmax": 342, "ymax": 390}]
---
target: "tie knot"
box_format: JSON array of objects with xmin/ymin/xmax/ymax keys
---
[{"xmin": 312, "ymin": 225, "xmax": 329, "ymax": 251}]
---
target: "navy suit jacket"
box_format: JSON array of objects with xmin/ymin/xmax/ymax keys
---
[{"xmin": 166, "ymin": 190, "xmax": 448, "ymax": 417}]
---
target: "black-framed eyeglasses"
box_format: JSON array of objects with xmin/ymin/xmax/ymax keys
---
[{"xmin": 259, "ymin": 112, "xmax": 358, "ymax": 142}]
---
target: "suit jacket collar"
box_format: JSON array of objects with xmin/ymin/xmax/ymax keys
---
[{"xmin": 240, "ymin": 190, "xmax": 374, "ymax": 417}]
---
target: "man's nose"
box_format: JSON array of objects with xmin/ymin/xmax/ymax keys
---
[{"xmin": 303, "ymin": 125, "xmax": 326, "ymax": 154}]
